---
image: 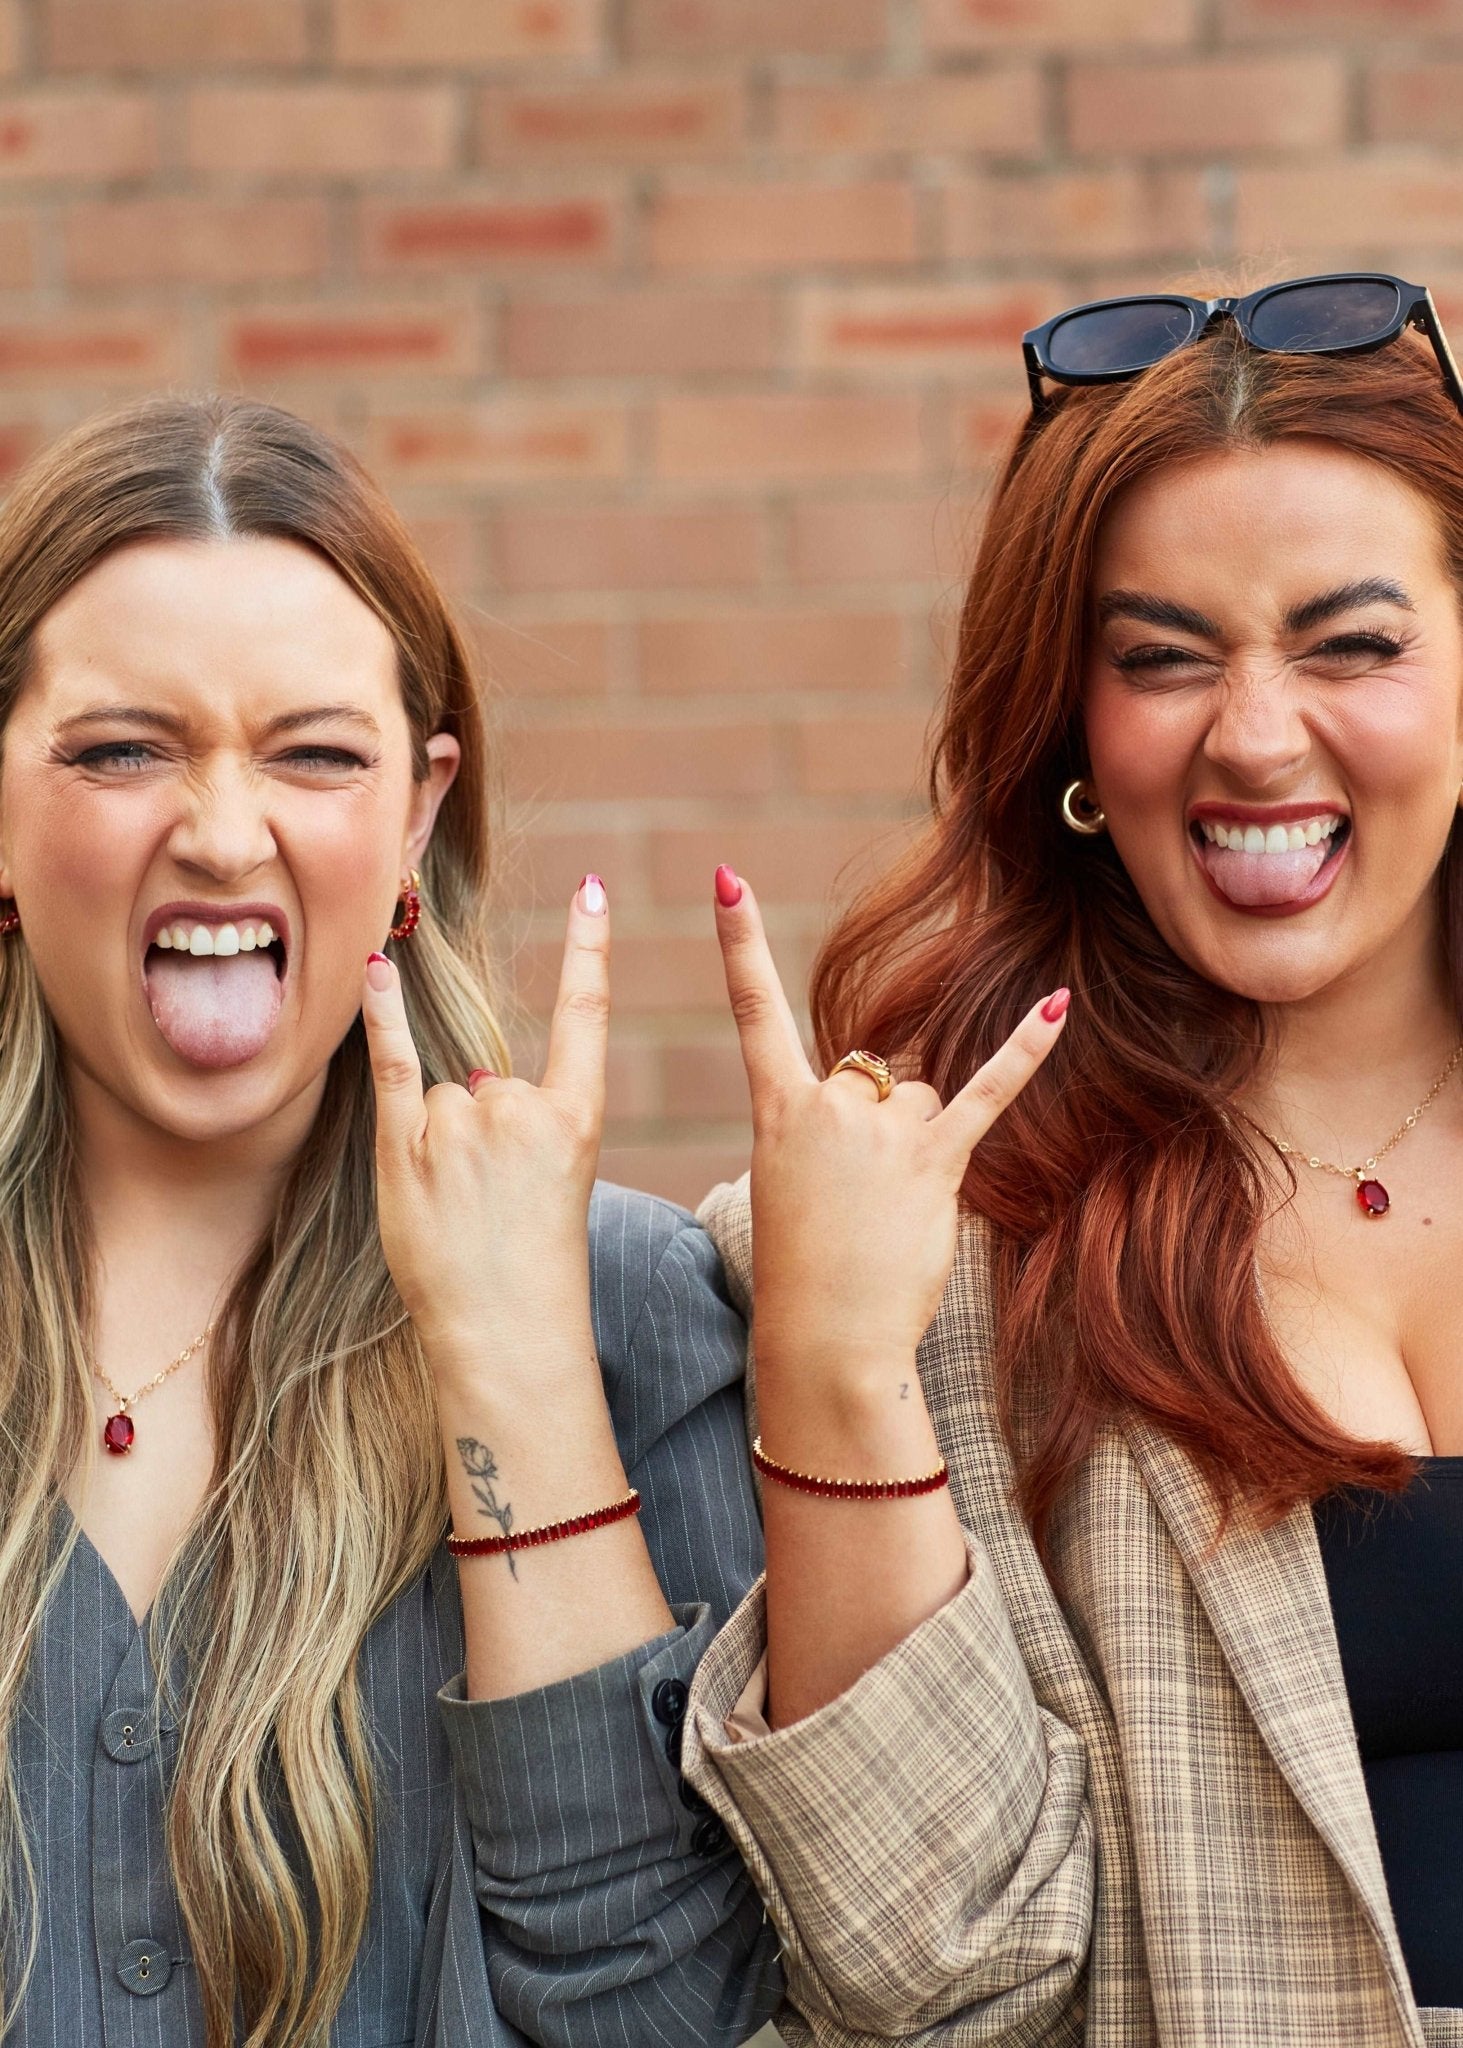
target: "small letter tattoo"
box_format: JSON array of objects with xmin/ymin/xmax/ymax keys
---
[
  {"xmin": 457, "ymin": 1437, "xmax": 518, "ymax": 1579},
  {"xmin": 900, "ymin": 1381, "xmax": 910, "ymax": 1400}
]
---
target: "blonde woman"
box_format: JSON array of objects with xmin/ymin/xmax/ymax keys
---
[{"xmin": 0, "ymin": 396, "xmax": 780, "ymax": 2047}]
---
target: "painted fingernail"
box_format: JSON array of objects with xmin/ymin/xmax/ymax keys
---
[
  {"xmin": 715, "ymin": 864, "xmax": 743, "ymax": 908},
  {"xmin": 1041, "ymin": 987, "xmax": 1071, "ymax": 1024},
  {"xmin": 579, "ymin": 873, "xmax": 608, "ymax": 916},
  {"xmin": 366, "ymin": 952, "xmax": 391, "ymax": 991},
  {"xmin": 467, "ymin": 1067, "xmax": 496, "ymax": 1090}
]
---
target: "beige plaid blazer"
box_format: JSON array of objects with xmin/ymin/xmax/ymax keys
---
[{"xmin": 684, "ymin": 1176, "xmax": 1463, "ymax": 2048}]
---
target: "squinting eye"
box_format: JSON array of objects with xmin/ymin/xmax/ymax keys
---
[
  {"xmin": 73, "ymin": 742, "xmax": 155, "ymax": 770},
  {"xmin": 282, "ymin": 747, "xmax": 369, "ymax": 769}
]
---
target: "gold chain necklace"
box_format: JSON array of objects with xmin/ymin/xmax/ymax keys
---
[
  {"xmin": 1253, "ymin": 1043, "xmax": 1463, "ymax": 1218},
  {"xmin": 94, "ymin": 1321, "xmax": 215, "ymax": 1457}
]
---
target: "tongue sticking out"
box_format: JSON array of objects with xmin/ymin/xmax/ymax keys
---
[
  {"xmin": 1197, "ymin": 834, "xmax": 1336, "ymax": 908},
  {"xmin": 144, "ymin": 949, "xmax": 282, "ymax": 1069}
]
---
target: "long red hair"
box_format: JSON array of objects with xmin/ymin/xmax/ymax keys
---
[{"xmin": 812, "ymin": 324, "xmax": 1463, "ymax": 1545}]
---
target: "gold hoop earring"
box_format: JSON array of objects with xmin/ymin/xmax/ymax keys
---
[{"xmin": 1060, "ymin": 778, "xmax": 1107, "ymax": 836}]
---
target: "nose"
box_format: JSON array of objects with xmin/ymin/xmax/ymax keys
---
[
  {"xmin": 165, "ymin": 758, "xmax": 278, "ymax": 882},
  {"xmin": 1201, "ymin": 664, "xmax": 1311, "ymax": 792}
]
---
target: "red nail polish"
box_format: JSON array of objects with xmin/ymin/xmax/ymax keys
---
[
  {"xmin": 467, "ymin": 1067, "xmax": 495, "ymax": 1089},
  {"xmin": 1041, "ymin": 987, "xmax": 1071, "ymax": 1024},
  {"xmin": 715, "ymin": 865, "xmax": 743, "ymax": 908},
  {"xmin": 367, "ymin": 951, "xmax": 388, "ymax": 965}
]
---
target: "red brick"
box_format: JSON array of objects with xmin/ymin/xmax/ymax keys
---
[
  {"xmin": 649, "ymin": 817, "xmax": 914, "ymax": 904},
  {"xmin": 515, "ymin": 930, "xmax": 735, "ymax": 1016},
  {"xmin": 789, "ymin": 489, "xmax": 986, "ymax": 586},
  {"xmin": 1368, "ymin": 60, "xmax": 1463, "ymax": 145},
  {"xmin": 63, "ymin": 197, "xmax": 328, "ymax": 288},
  {"xmin": 0, "ymin": 92, "xmax": 156, "ymax": 182},
  {"xmin": 403, "ymin": 513, "xmax": 483, "ymax": 598},
  {"xmin": 0, "ymin": 419, "xmax": 45, "ymax": 482},
  {"xmin": 625, "ymin": 0, "xmax": 888, "ymax": 56},
  {"xmin": 794, "ymin": 712, "xmax": 931, "ymax": 797},
  {"xmin": 925, "ymin": 0, "xmax": 1195, "ymax": 46},
  {"xmin": 0, "ymin": 313, "xmax": 183, "ymax": 386},
  {"xmin": 1236, "ymin": 159, "xmax": 1463, "ymax": 254},
  {"xmin": 495, "ymin": 502, "xmax": 764, "ymax": 593},
  {"xmin": 0, "ymin": 206, "xmax": 33, "ymax": 288},
  {"xmin": 507, "ymin": 716, "xmax": 778, "ymax": 801},
  {"xmin": 775, "ymin": 67, "xmax": 1044, "ymax": 154},
  {"xmin": 1067, "ymin": 55, "xmax": 1345, "ymax": 155},
  {"xmin": 223, "ymin": 303, "xmax": 479, "ymax": 380},
  {"xmin": 369, "ymin": 400, "xmax": 630, "ymax": 483},
  {"xmin": 636, "ymin": 610, "xmax": 905, "ymax": 695},
  {"xmin": 333, "ymin": 0, "xmax": 601, "ymax": 63},
  {"xmin": 475, "ymin": 618, "xmax": 616, "ymax": 699},
  {"xmin": 944, "ymin": 168, "xmax": 1211, "ymax": 263},
  {"xmin": 480, "ymin": 77, "xmax": 744, "ymax": 164},
  {"xmin": 47, "ymin": 0, "xmax": 309, "ymax": 67},
  {"xmin": 1222, "ymin": 0, "xmax": 1462, "ymax": 33},
  {"xmin": 954, "ymin": 395, "xmax": 1028, "ymax": 475},
  {"xmin": 655, "ymin": 392, "xmax": 926, "ymax": 483},
  {"xmin": 662, "ymin": 1040, "xmax": 748, "ymax": 1121},
  {"xmin": 797, "ymin": 282, "xmax": 1054, "ymax": 376},
  {"xmin": 504, "ymin": 287, "xmax": 776, "ymax": 377},
  {"xmin": 361, "ymin": 196, "xmax": 618, "ymax": 272},
  {"xmin": 600, "ymin": 1142, "xmax": 750, "ymax": 1207},
  {"xmin": 649, "ymin": 179, "xmax": 918, "ymax": 271},
  {"xmin": 185, "ymin": 85, "xmax": 455, "ymax": 177}
]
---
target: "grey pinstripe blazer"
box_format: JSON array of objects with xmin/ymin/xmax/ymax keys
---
[
  {"xmin": 686, "ymin": 1177, "xmax": 1463, "ymax": 2048},
  {"xmin": 9, "ymin": 1183, "xmax": 783, "ymax": 2048}
]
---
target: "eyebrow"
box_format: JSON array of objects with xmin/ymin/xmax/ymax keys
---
[
  {"xmin": 54, "ymin": 702, "xmax": 384, "ymax": 741},
  {"xmin": 1097, "ymin": 578, "xmax": 1417, "ymax": 641}
]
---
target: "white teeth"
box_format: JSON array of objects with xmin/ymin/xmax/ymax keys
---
[
  {"xmin": 170, "ymin": 923, "xmax": 190, "ymax": 949},
  {"xmin": 1263, "ymin": 824, "xmax": 1287, "ymax": 853},
  {"xmin": 239, "ymin": 928, "xmax": 257, "ymax": 951},
  {"xmin": 1286, "ymin": 826, "xmax": 1306, "ymax": 851},
  {"xmin": 1243, "ymin": 825, "xmax": 1265, "ymax": 853},
  {"xmin": 1199, "ymin": 813, "xmax": 1343, "ymax": 853},
  {"xmin": 257, "ymin": 922, "xmax": 274, "ymax": 947},
  {"xmin": 213, "ymin": 924, "xmax": 240, "ymax": 956},
  {"xmin": 154, "ymin": 928, "xmax": 173, "ymax": 948},
  {"xmin": 150, "ymin": 916, "xmax": 280, "ymax": 956}
]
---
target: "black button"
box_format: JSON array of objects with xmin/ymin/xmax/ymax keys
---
[
  {"xmin": 691, "ymin": 1816, "xmax": 728, "ymax": 1858},
  {"xmin": 678, "ymin": 1775, "xmax": 713, "ymax": 1817},
  {"xmin": 102, "ymin": 1707, "xmax": 155, "ymax": 1764},
  {"xmin": 650, "ymin": 1678, "xmax": 688, "ymax": 1727},
  {"xmin": 664, "ymin": 1718, "xmax": 684, "ymax": 1769},
  {"xmin": 116, "ymin": 1938, "xmax": 171, "ymax": 1996}
]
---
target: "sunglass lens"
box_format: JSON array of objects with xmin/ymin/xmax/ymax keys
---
[
  {"xmin": 1044, "ymin": 299, "xmax": 1197, "ymax": 376},
  {"xmin": 1248, "ymin": 278, "xmax": 1401, "ymax": 352}
]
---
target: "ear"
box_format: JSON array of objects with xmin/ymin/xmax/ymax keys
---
[{"xmin": 402, "ymin": 733, "xmax": 461, "ymax": 870}]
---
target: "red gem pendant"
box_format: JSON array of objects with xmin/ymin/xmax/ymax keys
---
[
  {"xmin": 1356, "ymin": 1178, "xmax": 1391, "ymax": 1218},
  {"xmin": 102, "ymin": 1412, "xmax": 134, "ymax": 1455}
]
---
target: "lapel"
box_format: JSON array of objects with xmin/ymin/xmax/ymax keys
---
[{"xmin": 1125, "ymin": 1416, "xmax": 1413, "ymax": 2009}]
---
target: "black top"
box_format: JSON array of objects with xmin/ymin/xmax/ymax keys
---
[{"xmin": 1314, "ymin": 1458, "xmax": 1463, "ymax": 2009}]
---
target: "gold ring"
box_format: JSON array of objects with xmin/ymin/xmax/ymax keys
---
[{"xmin": 829, "ymin": 1049, "xmax": 894, "ymax": 1102}]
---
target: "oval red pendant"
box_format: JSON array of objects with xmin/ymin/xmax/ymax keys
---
[
  {"xmin": 1356, "ymin": 1178, "xmax": 1390, "ymax": 1218},
  {"xmin": 102, "ymin": 1412, "xmax": 134, "ymax": 1455}
]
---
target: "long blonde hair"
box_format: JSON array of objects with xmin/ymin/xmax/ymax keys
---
[{"xmin": 0, "ymin": 395, "xmax": 511, "ymax": 2045}]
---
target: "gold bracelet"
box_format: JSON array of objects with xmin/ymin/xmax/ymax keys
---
[{"xmin": 752, "ymin": 1436, "xmax": 949, "ymax": 1501}]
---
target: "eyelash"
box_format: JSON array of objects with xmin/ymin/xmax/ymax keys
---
[
  {"xmin": 69, "ymin": 742, "xmax": 372, "ymax": 772},
  {"xmin": 1111, "ymin": 631, "xmax": 1406, "ymax": 673}
]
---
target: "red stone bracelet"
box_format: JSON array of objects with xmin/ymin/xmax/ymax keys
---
[
  {"xmin": 447, "ymin": 1488, "xmax": 641, "ymax": 1559},
  {"xmin": 752, "ymin": 1436, "xmax": 949, "ymax": 1501}
]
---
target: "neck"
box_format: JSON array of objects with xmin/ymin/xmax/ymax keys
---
[{"xmin": 66, "ymin": 1061, "xmax": 326, "ymax": 1292}]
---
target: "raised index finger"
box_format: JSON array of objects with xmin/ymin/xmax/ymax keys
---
[
  {"xmin": 540, "ymin": 874, "xmax": 611, "ymax": 1120},
  {"xmin": 713, "ymin": 868, "xmax": 814, "ymax": 1105},
  {"xmin": 935, "ymin": 988, "xmax": 1070, "ymax": 1160}
]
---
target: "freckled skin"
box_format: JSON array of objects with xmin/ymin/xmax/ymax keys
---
[
  {"xmin": 0, "ymin": 535, "xmax": 459, "ymax": 1152},
  {"xmin": 1083, "ymin": 440, "xmax": 1463, "ymax": 1010}
]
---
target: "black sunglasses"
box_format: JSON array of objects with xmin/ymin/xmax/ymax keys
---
[{"xmin": 1022, "ymin": 272, "xmax": 1463, "ymax": 421}]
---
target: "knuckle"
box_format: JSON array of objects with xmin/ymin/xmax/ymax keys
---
[
  {"xmin": 558, "ymin": 987, "xmax": 611, "ymax": 1028},
  {"xmin": 375, "ymin": 1052, "xmax": 419, "ymax": 1093},
  {"xmin": 729, "ymin": 984, "xmax": 775, "ymax": 1033}
]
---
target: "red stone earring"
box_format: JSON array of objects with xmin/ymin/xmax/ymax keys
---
[
  {"xmin": 387, "ymin": 870, "xmax": 421, "ymax": 943},
  {"xmin": 0, "ymin": 901, "xmax": 20, "ymax": 937}
]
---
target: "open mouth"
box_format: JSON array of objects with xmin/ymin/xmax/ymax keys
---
[
  {"xmin": 1189, "ymin": 810, "xmax": 1351, "ymax": 911},
  {"xmin": 142, "ymin": 912, "xmax": 289, "ymax": 1070}
]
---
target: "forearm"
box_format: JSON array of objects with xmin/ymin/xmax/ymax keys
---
[
  {"xmin": 431, "ymin": 1327, "xmax": 674, "ymax": 1701},
  {"xmin": 757, "ymin": 1348, "xmax": 969, "ymax": 1728}
]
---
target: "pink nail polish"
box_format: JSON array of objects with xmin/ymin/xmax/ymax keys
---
[
  {"xmin": 367, "ymin": 951, "xmax": 388, "ymax": 964},
  {"xmin": 715, "ymin": 864, "xmax": 743, "ymax": 908},
  {"xmin": 1041, "ymin": 987, "xmax": 1071, "ymax": 1024},
  {"xmin": 466, "ymin": 1067, "xmax": 496, "ymax": 1090},
  {"xmin": 579, "ymin": 873, "xmax": 608, "ymax": 916}
]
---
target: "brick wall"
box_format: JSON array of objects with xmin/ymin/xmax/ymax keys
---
[{"xmin": 0, "ymin": 0, "xmax": 1452, "ymax": 1201}]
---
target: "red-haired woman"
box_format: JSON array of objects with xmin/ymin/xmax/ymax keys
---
[{"xmin": 683, "ymin": 280, "xmax": 1463, "ymax": 2046}]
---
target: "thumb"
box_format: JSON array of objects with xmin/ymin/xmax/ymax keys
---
[{"xmin": 361, "ymin": 950, "xmax": 426, "ymax": 1162}]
